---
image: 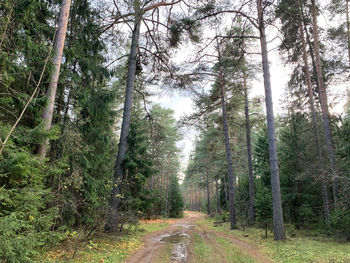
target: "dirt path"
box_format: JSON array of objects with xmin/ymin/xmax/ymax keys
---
[
  {"xmin": 125, "ymin": 212, "xmax": 273, "ymax": 263},
  {"xmin": 196, "ymin": 224, "xmax": 273, "ymax": 263},
  {"xmin": 190, "ymin": 224, "xmax": 228, "ymax": 263},
  {"xmin": 125, "ymin": 212, "xmax": 201, "ymax": 263}
]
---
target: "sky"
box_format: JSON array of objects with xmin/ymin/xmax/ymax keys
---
[
  {"xmin": 147, "ymin": 0, "xmax": 349, "ymax": 181},
  {"xmin": 150, "ymin": 32, "xmax": 348, "ymax": 182},
  {"xmin": 151, "ymin": 45, "xmax": 290, "ymax": 180}
]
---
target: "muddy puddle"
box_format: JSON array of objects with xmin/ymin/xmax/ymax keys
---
[
  {"xmin": 173, "ymin": 224, "xmax": 194, "ymax": 229},
  {"xmin": 158, "ymin": 232, "xmax": 190, "ymax": 262}
]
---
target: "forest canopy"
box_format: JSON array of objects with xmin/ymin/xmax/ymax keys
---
[{"xmin": 0, "ymin": 0, "xmax": 349, "ymax": 262}]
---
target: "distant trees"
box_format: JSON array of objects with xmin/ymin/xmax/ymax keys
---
[
  {"xmin": 146, "ymin": 105, "xmax": 183, "ymax": 218},
  {"xmin": 182, "ymin": 0, "xmax": 349, "ymax": 241},
  {"xmin": 1, "ymin": 0, "xmax": 350, "ymax": 260},
  {"xmin": 168, "ymin": 174, "xmax": 184, "ymax": 218},
  {"xmin": 104, "ymin": 0, "xmax": 183, "ymax": 232},
  {"xmin": 181, "ymin": 0, "xmax": 286, "ymax": 239}
]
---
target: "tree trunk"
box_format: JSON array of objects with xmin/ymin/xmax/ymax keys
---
[
  {"xmin": 298, "ymin": 14, "xmax": 330, "ymax": 222},
  {"xmin": 105, "ymin": 17, "xmax": 141, "ymax": 232},
  {"xmin": 38, "ymin": 0, "xmax": 71, "ymax": 159},
  {"xmin": 206, "ymin": 173, "xmax": 211, "ymax": 215},
  {"xmin": 219, "ymin": 67, "xmax": 237, "ymax": 229},
  {"xmin": 243, "ymin": 71, "xmax": 255, "ymax": 225},
  {"xmin": 223, "ymin": 173, "xmax": 229, "ymax": 208},
  {"xmin": 346, "ymin": 0, "xmax": 350, "ymax": 66},
  {"xmin": 165, "ymin": 173, "xmax": 169, "ymax": 214},
  {"xmin": 216, "ymin": 180, "xmax": 221, "ymax": 215},
  {"xmin": 311, "ymin": 0, "xmax": 339, "ymax": 204},
  {"xmin": 257, "ymin": 0, "xmax": 285, "ymax": 240}
]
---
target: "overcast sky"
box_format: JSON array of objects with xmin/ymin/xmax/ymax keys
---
[
  {"xmin": 151, "ymin": 45, "xmax": 290, "ymax": 180},
  {"xmin": 143, "ymin": 0, "xmax": 349, "ymax": 181},
  {"xmin": 150, "ymin": 33, "xmax": 348, "ymax": 181}
]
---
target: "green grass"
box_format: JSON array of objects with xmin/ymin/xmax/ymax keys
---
[
  {"xmin": 199, "ymin": 217, "xmax": 350, "ymax": 263},
  {"xmin": 153, "ymin": 242, "xmax": 173, "ymax": 263},
  {"xmin": 189, "ymin": 232, "xmax": 213, "ymax": 263},
  {"xmin": 215, "ymin": 236, "xmax": 254, "ymax": 263},
  {"xmin": 40, "ymin": 222, "xmax": 169, "ymax": 263}
]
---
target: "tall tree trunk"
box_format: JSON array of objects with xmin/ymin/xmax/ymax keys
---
[
  {"xmin": 216, "ymin": 180, "xmax": 221, "ymax": 215},
  {"xmin": 165, "ymin": 172, "xmax": 169, "ymax": 214},
  {"xmin": 219, "ymin": 67, "xmax": 237, "ymax": 229},
  {"xmin": 223, "ymin": 173, "xmax": 229, "ymax": 208},
  {"xmin": 257, "ymin": 0, "xmax": 285, "ymax": 240},
  {"xmin": 243, "ymin": 70, "xmax": 255, "ymax": 225},
  {"xmin": 346, "ymin": 0, "xmax": 350, "ymax": 66},
  {"xmin": 298, "ymin": 14, "xmax": 330, "ymax": 221},
  {"xmin": 105, "ymin": 17, "xmax": 141, "ymax": 232},
  {"xmin": 311, "ymin": 0, "xmax": 339, "ymax": 204},
  {"xmin": 38, "ymin": 0, "xmax": 71, "ymax": 159},
  {"xmin": 206, "ymin": 173, "xmax": 211, "ymax": 215}
]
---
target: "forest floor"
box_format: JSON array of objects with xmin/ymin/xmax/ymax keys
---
[
  {"xmin": 125, "ymin": 211, "xmax": 270, "ymax": 263},
  {"xmin": 41, "ymin": 211, "xmax": 350, "ymax": 263}
]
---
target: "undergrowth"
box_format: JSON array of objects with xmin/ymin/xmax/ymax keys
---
[
  {"xmin": 40, "ymin": 221, "xmax": 169, "ymax": 262},
  {"xmin": 199, "ymin": 216, "xmax": 350, "ymax": 263}
]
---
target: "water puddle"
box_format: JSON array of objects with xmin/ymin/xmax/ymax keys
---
[
  {"xmin": 173, "ymin": 224, "xmax": 193, "ymax": 229},
  {"xmin": 159, "ymin": 232, "xmax": 190, "ymax": 262}
]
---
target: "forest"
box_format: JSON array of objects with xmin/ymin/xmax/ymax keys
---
[{"xmin": 0, "ymin": 0, "xmax": 350, "ymax": 262}]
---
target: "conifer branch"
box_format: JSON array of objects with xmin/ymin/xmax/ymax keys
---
[{"xmin": 0, "ymin": 39, "xmax": 54, "ymax": 156}]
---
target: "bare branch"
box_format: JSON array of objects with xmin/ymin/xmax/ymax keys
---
[{"xmin": 134, "ymin": 88, "xmax": 152, "ymax": 120}]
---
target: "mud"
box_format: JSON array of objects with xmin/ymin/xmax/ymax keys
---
[
  {"xmin": 125, "ymin": 211, "xmax": 273, "ymax": 263},
  {"xmin": 160, "ymin": 232, "xmax": 190, "ymax": 262},
  {"xmin": 125, "ymin": 212, "xmax": 200, "ymax": 263}
]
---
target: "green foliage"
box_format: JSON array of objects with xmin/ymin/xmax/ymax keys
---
[
  {"xmin": 330, "ymin": 207, "xmax": 350, "ymax": 241},
  {"xmin": 168, "ymin": 174, "xmax": 184, "ymax": 218},
  {"xmin": 253, "ymin": 127, "xmax": 271, "ymax": 189},
  {"xmin": 279, "ymin": 113, "xmax": 321, "ymax": 228},
  {"xmin": 0, "ymin": 147, "xmax": 63, "ymax": 262},
  {"xmin": 143, "ymin": 104, "xmax": 183, "ymax": 218},
  {"xmin": 255, "ymin": 184, "xmax": 272, "ymax": 230},
  {"xmin": 122, "ymin": 117, "xmax": 155, "ymax": 213},
  {"xmin": 0, "ymin": 0, "xmax": 117, "ymax": 261},
  {"xmin": 169, "ymin": 17, "xmax": 201, "ymax": 47},
  {"xmin": 235, "ymin": 175, "xmax": 249, "ymax": 222},
  {"xmin": 336, "ymin": 109, "xmax": 350, "ymax": 174}
]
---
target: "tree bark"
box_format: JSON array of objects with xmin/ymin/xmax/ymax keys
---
[
  {"xmin": 219, "ymin": 67, "xmax": 237, "ymax": 229},
  {"xmin": 298, "ymin": 13, "xmax": 330, "ymax": 221},
  {"xmin": 216, "ymin": 180, "xmax": 221, "ymax": 215},
  {"xmin": 243, "ymin": 71, "xmax": 255, "ymax": 225},
  {"xmin": 38, "ymin": 0, "xmax": 71, "ymax": 159},
  {"xmin": 105, "ymin": 17, "xmax": 141, "ymax": 232},
  {"xmin": 257, "ymin": 0, "xmax": 285, "ymax": 240},
  {"xmin": 206, "ymin": 173, "xmax": 211, "ymax": 215},
  {"xmin": 346, "ymin": 0, "xmax": 350, "ymax": 66},
  {"xmin": 311, "ymin": 0, "xmax": 339, "ymax": 204}
]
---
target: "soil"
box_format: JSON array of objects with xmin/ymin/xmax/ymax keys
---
[{"xmin": 125, "ymin": 212, "xmax": 273, "ymax": 263}]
